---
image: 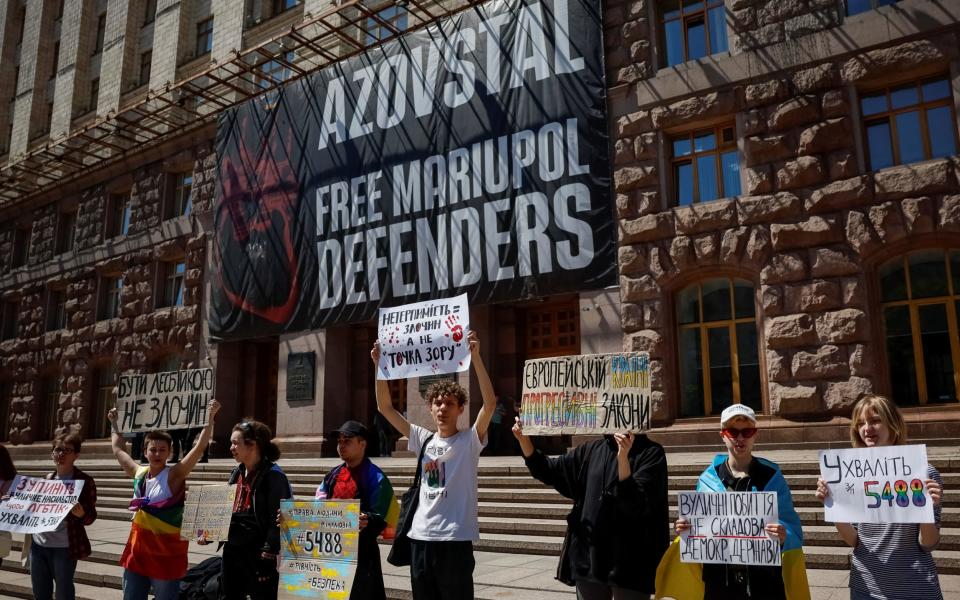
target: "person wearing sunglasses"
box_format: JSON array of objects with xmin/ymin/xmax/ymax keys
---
[
  {"xmin": 656, "ymin": 404, "xmax": 810, "ymax": 600},
  {"xmin": 815, "ymin": 395, "xmax": 944, "ymax": 600},
  {"xmin": 26, "ymin": 433, "xmax": 97, "ymax": 600}
]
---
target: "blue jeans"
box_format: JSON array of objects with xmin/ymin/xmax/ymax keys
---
[
  {"xmin": 122, "ymin": 569, "xmax": 180, "ymax": 600},
  {"xmin": 30, "ymin": 543, "xmax": 77, "ymax": 600}
]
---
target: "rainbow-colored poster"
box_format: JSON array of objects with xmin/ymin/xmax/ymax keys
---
[{"xmin": 279, "ymin": 499, "xmax": 360, "ymax": 599}]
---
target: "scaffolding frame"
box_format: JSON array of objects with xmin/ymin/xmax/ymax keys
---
[{"xmin": 0, "ymin": 0, "xmax": 484, "ymax": 205}]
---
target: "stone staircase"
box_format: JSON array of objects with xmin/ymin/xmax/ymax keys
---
[{"xmin": 1, "ymin": 451, "xmax": 959, "ymax": 599}]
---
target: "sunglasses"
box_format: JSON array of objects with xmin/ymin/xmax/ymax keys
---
[
  {"xmin": 52, "ymin": 447, "xmax": 75, "ymax": 455},
  {"xmin": 721, "ymin": 427, "xmax": 758, "ymax": 439}
]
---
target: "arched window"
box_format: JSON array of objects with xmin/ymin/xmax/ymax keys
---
[
  {"xmin": 879, "ymin": 250, "xmax": 960, "ymax": 405},
  {"xmin": 677, "ymin": 278, "xmax": 760, "ymax": 417}
]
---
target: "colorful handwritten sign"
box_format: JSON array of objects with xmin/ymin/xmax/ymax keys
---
[
  {"xmin": 377, "ymin": 294, "xmax": 471, "ymax": 380},
  {"xmin": 180, "ymin": 484, "xmax": 236, "ymax": 542},
  {"xmin": 678, "ymin": 491, "xmax": 781, "ymax": 567},
  {"xmin": 117, "ymin": 368, "xmax": 214, "ymax": 432},
  {"xmin": 0, "ymin": 475, "xmax": 85, "ymax": 534},
  {"xmin": 279, "ymin": 499, "xmax": 360, "ymax": 599},
  {"xmin": 819, "ymin": 444, "xmax": 934, "ymax": 524},
  {"xmin": 520, "ymin": 352, "xmax": 651, "ymax": 435}
]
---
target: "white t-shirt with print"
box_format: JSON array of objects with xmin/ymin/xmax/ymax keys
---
[{"xmin": 407, "ymin": 423, "xmax": 485, "ymax": 541}]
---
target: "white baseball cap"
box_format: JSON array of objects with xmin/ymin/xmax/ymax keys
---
[{"xmin": 720, "ymin": 404, "xmax": 757, "ymax": 427}]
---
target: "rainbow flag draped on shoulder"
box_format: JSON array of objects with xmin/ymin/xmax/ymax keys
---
[
  {"xmin": 655, "ymin": 454, "xmax": 811, "ymax": 600},
  {"xmin": 120, "ymin": 466, "xmax": 189, "ymax": 580},
  {"xmin": 316, "ymin": 458, "xmax": 400, "ymax": 539}
]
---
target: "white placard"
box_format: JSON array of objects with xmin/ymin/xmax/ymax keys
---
[
  {"xmin": 117, "ymin": 368, "xmax": 214, "ymax": 432},
  {"xmin": 377, "ymin": 294, "xmax": 470, "ymax": 380},
  {"xmin": 678, "ymin": 491, "xmax": 781, "ymax": 567},
  {"xmin": 0, "ymin": 475, "xmax": 85, "ymax": 534},
  {"xmin": 520, "ymin": 352, "xmax": 651, "ymax": 435},
  {"xmin": 819, "ymin": 444, "xmax": 934, "ymax": 524}
]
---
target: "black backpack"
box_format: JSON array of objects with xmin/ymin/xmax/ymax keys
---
[{"xmin": 179, "ymin": 555, "xmax": 221, "ymax": 600}]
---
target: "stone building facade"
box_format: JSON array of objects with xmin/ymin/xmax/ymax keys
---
[{"xmin": 1, "ymin": 0, "xmax": 959, "ymax": 448}]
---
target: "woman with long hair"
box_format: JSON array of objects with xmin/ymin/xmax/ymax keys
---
[
  {"xmin": 815, "ymin": 395, "xmax": 944, "ymax": 600},
  {"xmin": 218, "ymin": 419, "xmax": 292, "ymax": 600}
]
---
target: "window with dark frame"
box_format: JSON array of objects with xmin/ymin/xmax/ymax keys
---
[
  {"xmin": 661, "ymin": 0, "xmax": 728, "ymax": 68},
  {"xmin": 196, "ymin": 17, "xmax": 214, "ymax": 56},
  {"xmin": 879, "ymin": 249, "xmax": 960, "ymax": 406},
  {"xmin": 524, "ymin": 300, "xmax": 581, "ymax": 359},
  {"xmin": 671, "ymin": 124, "xmax": 740, "ymax": 206},
  {"xmin": 55, "ymin": 210, "xmax": 76, "ymax": 255},
  {"xmin": 139, "ymin": 50, "xmax": 152, "ymax": 86},
  {"xmin": 98, "ymin": 276, "xmax": 123, "ymax": 320},
  {"xmin": 91, "ymin": 368, "xmax": 116, "ymax": 438},
  {"xmin": 366, "ymin": 3, "xmax": 409, "ymax": 44},
  {"xmin": 158, "ymin": 261, "xmax": 186, "ymax": 308},
  {"xmin": 846, "ymin": 0, "xmax": 898, "ymax": 16},
  {"xmin": 677, "ymin": 277, "xmax": 760, "ymax": 417},
  {"xmin": 46, "ymin": 289, "xmax": 67, "ymax": 332},
  {"xmin": 93, "ymin": 14, "xmax": 106, "ymax": 54},
  {"xmin": 1, "ymin": 300, "xmax": 19, "ymax": 341},
  {"xmin": 272, "ymin": 0, "xmax": 300, "ymax": 16},
  {"xmin": 52, "ymin": 42, "xmax": 60, "ymax": 77},
  {"xmin": 167, "ymin": 171, "xmax": 193, "ymax": 218},
  {"xmin": 258, "ymin": 50, "xmax": 295, "ymax": 108},
  {"xmin": 12, "ymin": 226, "xmax": 30, "ymax": 268},
  {"xmin": 108, "ymin": 193, "xmax": 131, "ymax": 238},
  {"xmin": 145, "ymin": 0, "xmax": 157, "ymax": 24},
  {"xmin": 89, "ymin": 78, "xmax": 100, "ymax": 112},
  {"xmin": 39, "ymin": 375, "xmax": 61, "ymax": 440},
  {"xmin": 861, "ymin": 76, "xmax": 958, "ymax": 172}
]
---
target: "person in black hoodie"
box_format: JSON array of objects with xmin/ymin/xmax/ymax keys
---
[
  {"xmin": 216, "ymin": 419, "xmax": 292, "ymax": 600},
  {"xmin": 513, "ymin": 418, "xmax": 669, "ymax": 600}
]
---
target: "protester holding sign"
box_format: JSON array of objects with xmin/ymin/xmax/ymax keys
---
[
  {"xmin": 371, "ymin": 330, "xmax": 496, "ymax": 599},
  {"xmin": 107, "ymin": 399, "xmax": 220, "ymax": 600},
  {"xmin": 512, "ymin": 417, "xmax": 669, "ymax": 598},
  {"xmin": 28, "ymin": 433, "xmax": 97, "ymax": 600},
  {"xmin": 219, "ymin": 419, "xmax": 292, "ymax": 600},
  {"xmin": 0, "ymin": 444, "xmax": 15, "ymax": 567},
  {"xmin": 815, "ymin": 395, "xmax": 944, "ymax": 600},
  {"xmin": 656, "ymin": 404, "xmax": 809, "ymax": 600},
  {"xmin": 313, "ymin": 420, "xmax": 399, "ymax": 600}
]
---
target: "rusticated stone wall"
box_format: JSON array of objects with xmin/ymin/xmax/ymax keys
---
[
  {"xmin": 609, "ymin": 1, "xmax": 960, "ymax": 422},
  {"xmin": 0, "ymin": 143, "xmax": 215, "ymax": 443}
]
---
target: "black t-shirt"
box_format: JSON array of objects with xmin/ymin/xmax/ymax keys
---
[{"xmin": 702, "ymin": 459, "xmax": 787, "ymax": 600}]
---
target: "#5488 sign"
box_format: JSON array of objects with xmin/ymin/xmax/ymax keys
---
[
  {"xmin": 819, "ymin": 444, "xmax": 934, "ymax": 524},
  {"xmin": 279, "ymin": 500, "xmax": 360, "ymax": 599}
]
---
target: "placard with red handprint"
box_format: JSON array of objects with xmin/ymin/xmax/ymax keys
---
[{"xmin": 376, "ymin": 293, "xmax": 471, "ymax": 380}]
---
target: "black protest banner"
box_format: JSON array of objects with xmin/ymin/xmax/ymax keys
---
[
  {"xmin": 211, "ymin": 0, "xmax": 613, "ymax": 340},
  {"xmin": 117, "ymin": 368, "xmax": 214, "ymax": 433}
]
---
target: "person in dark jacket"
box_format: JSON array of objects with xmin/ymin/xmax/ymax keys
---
[
  {"xmin": 217, "ymin": 419, "xmax": 292, "ymax": 600},
  {"xmin": 513, "ymin": 418, "xmax": 669, "ymax": 599},
  {"xmin": 314, "ymin": 420, "xmax": 399, "ymax": 600},
  {"xmin": 30, "ymin": 432, "xmax": 98, "ymax": 600}
]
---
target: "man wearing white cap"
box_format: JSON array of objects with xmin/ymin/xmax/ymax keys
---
[{"xmin": 656, "ymin": 404, "xmax": 812, "ymax": 600}]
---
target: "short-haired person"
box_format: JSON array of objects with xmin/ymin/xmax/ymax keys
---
[
  {"xmin": 108, "ymin": 400, "xmax": 220, "ymax": 600},
  {"xmin": 371, "ymin": 331, "xmax": 496, "ymax": 600},
  {"xmin": 314, "ymin": 420, "xmax": 399, "ymax": 600},
  {"xmin": 29, "ymin": 433, "xmax": 98, "ymax": 600},
  {"xmin": 218, "ymin": 419, "xmax": 292, "ymax": 600},
  {"xmin": 656, "ymin": 404, "xmax": 809, "ymax": 600},
  {"xmin": 815, "ymin": 395, "xmax": 944, "ymax": 600},
  {"xmin": 512, "ymin": 419, "xmax": 669, "ymax": 599}
]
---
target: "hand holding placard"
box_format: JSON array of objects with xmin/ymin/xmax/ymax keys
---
[{"xmin": 677, "ymin": 491, "xmax": 781, "ymax": 567}]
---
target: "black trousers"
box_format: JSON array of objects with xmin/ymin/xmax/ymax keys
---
[
  {"xmin": 409, "ymin": 539, "xmax": 475, "ymax": 600},
  {"xmin": 221, "ymin": 542, "xmax": 278, "ymax": 600}
]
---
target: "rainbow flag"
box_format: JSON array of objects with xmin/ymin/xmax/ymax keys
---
[{"xmin": 120, "ymin": 467, "xmax": 189, "ymax": 580}]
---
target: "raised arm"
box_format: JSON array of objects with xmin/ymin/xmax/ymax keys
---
[
  {"xmin": 170, "ymin": 400, "xmax": 221, "ymax": 486},
  {"xmin": 468, "ymin": 331, "xmax": 496, "ymax": 442},
  {"xmin": 107, "ymin": 408, "xmax": 139, "ymax": 478},
  {"xmin": 371, "ymin": 341, "xmax": 410, "ymax": 437}
]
